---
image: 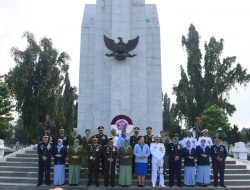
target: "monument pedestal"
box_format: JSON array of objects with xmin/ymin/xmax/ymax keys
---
[{"xmin": 78, "ymin": 0, "xmax": 162, "ymax": 135}]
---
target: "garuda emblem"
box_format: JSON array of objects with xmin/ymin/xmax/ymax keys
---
[{"xmin": 104, "ymin": 35, "xmax": 139, "ymax": 61}]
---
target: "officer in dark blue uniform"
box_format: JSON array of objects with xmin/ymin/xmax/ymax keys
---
[
  {"xmin": 94, "ymin": 126, "xmax": 108, "ymax": 174},
  {"xmin": 37, "ymin": 134, "xmax": 52, "ymax": 186},
  {"xmin": 54, "ymin": 127, "xmax": 68, "ymax": 146},
  {"xmin": 211, "ymin": 136, "xmax": 227, "ymax": 188},
  {"xmin": 167, "ymin": 133, "xmax": 183, "ymax": 187}
]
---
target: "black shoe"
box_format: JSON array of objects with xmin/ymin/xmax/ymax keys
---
[
  {"xmin": 178, "ymin": 184, "xmax": 183, "ymax": 187},
  {"xmin": 36, "ymin": 183, "xmax": 42, "ymax": 186},
  {"xmin": 46, "ymin": 183, "xmax": 50, "ymax": 186},
  {"xmin": 105, "ymin": 184, "xmax": 108, "ymax": 187},
  {"xmin": 220, "ymin": 184, "xmax": 226, "ymax": 188},
  {"xmin": 169, "ymin": 184, "xmax": 173, "ymax": 187},
  {"xmin": 214, "ymin": 184, "xmax": 218, "ymax": 187},
  {"xmin": 87, "ymin": 182, "xmax": 92, "ymax": 186},
  {"xmin": 95, "ymin": 183, "xmax": 99, "ymax": 187}
]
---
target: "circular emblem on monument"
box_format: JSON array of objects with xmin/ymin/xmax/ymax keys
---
[{"xmin": 111, "ymin": 115, "xmax": 133, "ymax": 134}]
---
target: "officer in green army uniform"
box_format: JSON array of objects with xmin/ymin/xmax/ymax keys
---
[
  {"xmin": 160, "ymin": 130, "xmax": 170, "ymax": 174},
  {"xmin": 82, "ymin": 129, "xmax": 92, "ymax": 172},
  {"xmin": 103, "ymin": 137, "xmax": 118, "ymax": 187},
  {"xmin": 87, "ymin": 136, "xmax": 102, "ymax": 187}
]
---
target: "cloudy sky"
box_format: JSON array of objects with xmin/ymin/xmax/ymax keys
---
[{"xmin": 0, "ymin": 0, "xmax": 249, "ymax": 129}]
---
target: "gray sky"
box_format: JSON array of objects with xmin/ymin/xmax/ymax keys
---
[{"xmin": 0, "ymin": 0, "xmax": 249, "ymax": 129}]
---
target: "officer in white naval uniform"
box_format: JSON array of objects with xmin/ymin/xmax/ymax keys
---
[
  {"xmin": 150, "ymin": 135, "xmax": 166, "ymax": 187},
  {"xmin": 197, "ymin": 129, "xmax": 213, "ymax": 147},
  {"xmin": 182, "ymin": 130, "xmax": 197, "ymax": 148}
]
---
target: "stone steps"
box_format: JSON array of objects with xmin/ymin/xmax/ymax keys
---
[
  {"xmin": 0, "ymin": 171, "xmax": 249, "ymax": 180},
  {"xmin": 0, "ymin": 146, "xmax": 250, "ymax": 190},
  {"xmin": 0, "ymin": 176, "xmax": 249, "ymax": 186},
  {"xmin": 1, "ymin": 183, "xmax": 250, "ymax": 190},
  {"xmin": 2, "ymin": 160, "xmax": 246, "ymax": 169}
]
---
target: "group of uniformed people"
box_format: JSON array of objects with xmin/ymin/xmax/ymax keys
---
[{"xmin": 37, "ymin": 124, "xmax": 228, "ymax": 188}]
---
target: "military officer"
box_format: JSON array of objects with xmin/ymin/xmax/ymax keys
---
[
  {"xmin": 82, "ymin": 129, "xmax": 92, "ymax": 172},
  {"xmin": 130, "ymin": 127, "xmax": 141, "ymax": 174},
  {"xmin": 150, "ymin": 135, "xmax": 166, "ymax": 187},
  {"xmin": 37, "ymin": 134, "xmax": 52, "ymax": 186},
  {"xmin": 94, "ymin": 126, "xmax": 108, "ymax": 174},
  {"xmin": 211, "ymin": 136, "xmax": 227, "ymax": 188},
  {"xmin": 144, "ymin": 126, "xmax": 153, "ymax": 173},
  {"xmin": 87, "ymin": 136, "xmax": 102, "ymax": 187},
  {"xmin": 144, "ymin": 126, "xmax": 153, "ymax": 146},
  {"xmin": 54, "ymin": 127, "xmax": 68, "ymax": 146},
  {"xmin": 103, "ymin": 138, "xmax": 118, "ymax": 187},
  {"xmin": 167, "ymin": 133, "xmax": 183, "ymax": 187},
  {"xmin": 160, "ymin": 130, "xmax": 169, "ymax": 174}
]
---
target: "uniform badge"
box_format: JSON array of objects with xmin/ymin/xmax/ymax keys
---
[
  {"xmin": 102, "ymin": 136, "xmax": 105, "ymax": 139},
  {"xmin": 220, "ymin": 146, "xmax": 224, "ymax": 152},
  {"xmin": 112, "ymin": 147, "xmax": 116, "ymax": 152}
]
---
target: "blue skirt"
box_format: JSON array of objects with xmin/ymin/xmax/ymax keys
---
[
  {"xmin": 184, "ymin": 166, "xmax": 196, "ymax": 186},
  {"xmin": 196, "ymin": 165, "xmax": 210, "ymax": 184},
  {"xmin": 135, "ymin": 163, "xmax": 148, "ymax": 176},
  {"xmin": 53, "ymin": 165, "xmax": 65, "ymax": 185}
]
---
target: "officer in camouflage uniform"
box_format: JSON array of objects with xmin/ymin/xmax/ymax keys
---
[
  {"xmin": 103, "ymin": 137, "xmax": 118, "ymax": 187},
  {"xmin": 87, "ymin": 136, "xmax": 102, "ymax": 187},
  {"xmin": 94, "ymin": 126, "xmax": 108, "ymax": 174}
]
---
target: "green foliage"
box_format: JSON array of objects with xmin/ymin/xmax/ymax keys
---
[
  {"xmin": 0, "ymin": 81, "xmax": 14, "ymax": 139},
  {"xmin": 225, "ymin": 125, "xmax": 241, "ymax": 147},
  {"xmin": 200, "ymin": 105, "xmax": 230, "ymax": 138},
  {"xmin": 174, "ymin": 24, "xmax": 250, "ymax": 125},
  {"xmin": 6, "ymin": 32, "xmax": 77, "ymax": 142},
  {"xmin": 162, "ymin": 93, "xmax": 181, "ymax": 137}
]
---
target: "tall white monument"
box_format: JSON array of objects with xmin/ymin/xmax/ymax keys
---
[{"xmin": 78, "ymin": 0, "xmax": 162, "ymax": 135}]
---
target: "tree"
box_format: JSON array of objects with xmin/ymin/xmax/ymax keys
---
[
  {"xmin": 225, "ymin": 124, "xmax": 241, "ymax": 148},
  {"xmin": 200, "ymin": 105, "xmax": 230, "ymax": 138},
  {"xmin": 174, "ymin": 24, "xmax": 250, "ymax": 126},
  {"xmin": 6, "ymin": 32, "xmax": 77, "ymax": 142},
  {"xmin": 162, "ymin": 93, "xmax": 181, "ymax": 137},
  {"xmin": 0, "ymin": 81, "xmax": 14, "ymax": 139}
]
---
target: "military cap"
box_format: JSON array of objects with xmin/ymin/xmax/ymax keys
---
[
  {"xmin": 201, "ymin": 129, "xmax": 208, "ymax": 133},
  {"xmin": 134, "ymin": 127, "xmax": 140, "ymax": 131},
  {"xmin": 108, "ymin": 137, "xmax": 113, "ymax": 141},
  {"xmin": 172, "ymin": 133, "xmax": 179, "ymax": 138},
  {"xmin": 85, "ymin": 129, "xmax": 90, "ymax": 133},
  {"xmin": 98, "ymin": 126, "xmax": 104, "ymax": 130},
  {"xmin": 43, "ymin": 134, "xmax": 49, "ymax": 138},
  {"xmin": 146, "ymin": 126, "xmax": 152, "ymax": 130},
  {"xmin": 59, "ymin": 127, "xmax": 64, "ymax": 131},
  {"xmin": 154, "ymin": 135, "xmax": 160, "ymax": 140},
  {"xmin": 92, "ymin": 136, "xmax": 98, "ymax": 140},
  {"xmin": 214, "ymin": 135, "xmax": 222, "ymax": 140}
]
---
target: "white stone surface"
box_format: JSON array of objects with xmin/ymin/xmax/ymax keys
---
[
  {"xmin": 232, "ymin": 142, "xmax": 249, "ymax": 160},
  {"xmin": 78, "ymin": 0, "xmax": 162, "ymax": 135},
  {"xmin": 0, "ymin": 139, "xmax": 5, "ymax": 158}
]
